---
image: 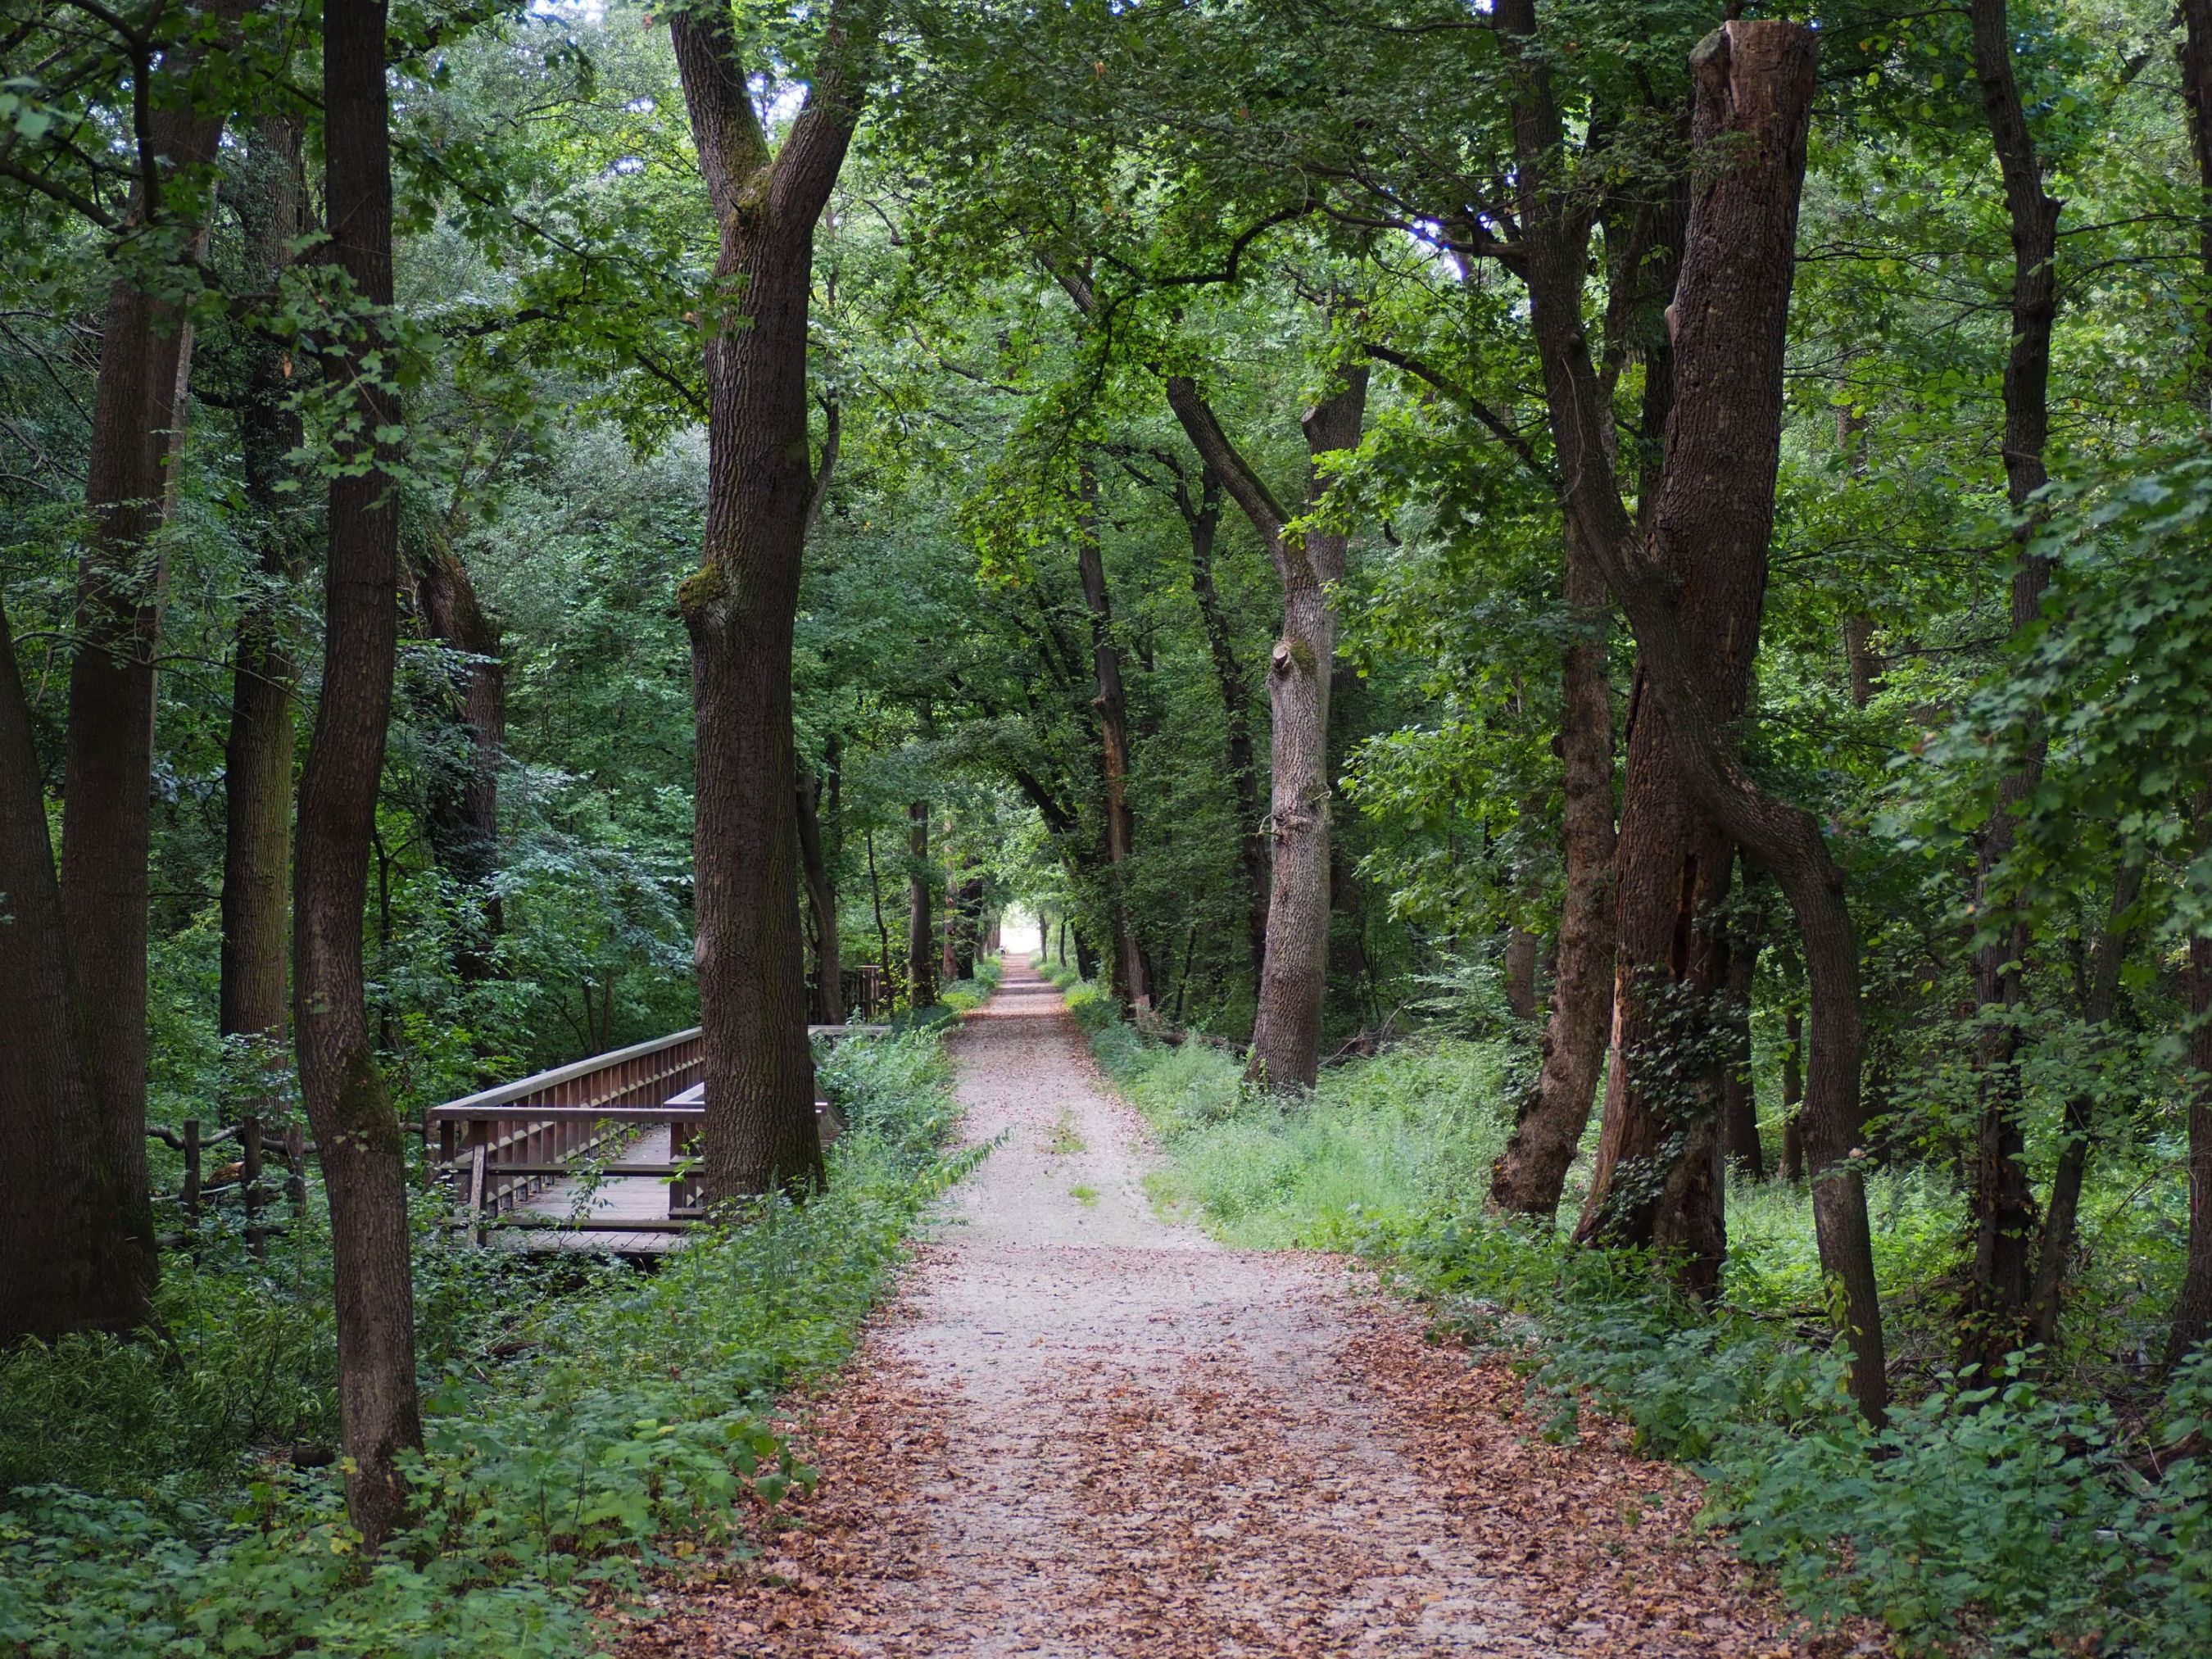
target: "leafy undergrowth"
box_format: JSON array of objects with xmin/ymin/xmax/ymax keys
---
[
  {"xmin": 0, "ymin": 1030, "xmax": 968, "ymax": 1657},
  {"xmin": 1043, "ymin": 959, "xmax": 2212, "ymax": 1658}
]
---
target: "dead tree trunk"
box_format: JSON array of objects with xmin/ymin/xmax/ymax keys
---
[
  {"xmin": 1959, "ymin": 0, "xmax": 2065, "ymax": 1382},
  {"xmin": 669, "ymin": 2, "xmax": 875, "ymax": 1199},
  {"xmin": 292, "ymin": 0, "xmax": 421, "ymax": 1550},
  {"xmin": 1164, "ymin": 365, "xmax": 1367, "ymax": 1089}
]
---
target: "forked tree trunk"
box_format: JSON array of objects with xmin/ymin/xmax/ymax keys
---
[
  {"xmin": 292, "ymin": 0, "xmax": 421, "ymax": 1549},
  {"xmin": 1501, "ymin": 7, "xmax": 1885, "ymax": 1419},
  {"xmin": 1073, "ymin": 464, "xmax": 1150, "ymax": 1009},
  {"xmin": 1490, "ymin": 528, "xmax": 1620, "ymax": 1216},
  {"xmin": 906, "ymin": 800, "xmax": 937, "ymax": 1009},
  {"xmin": 58, "ymin": 0, "xmax": 252, "ymax": 1315},
  {"xmin": 1164, "ymin": 364, "xmax": 1368, "ymax": 1090},
  {"xmin": 0, "ymin": 597, "xmax": 155, "ymax": 1343},
  {"xmin": 221, "ymin": 115, "xmax": 307, "ymax": 1077},
  {"xmin": 1959, "ymin": 0, "xmax": 2064, "ymax": 1380},
  {"xmin": 669, "ymin": 2, "xmax": 873, "ymax": 1199}
]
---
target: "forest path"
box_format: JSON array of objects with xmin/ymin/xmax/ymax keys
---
[{"xmin": 627, "ymin": 959, "xmax": 1809, "ymax": 1657}]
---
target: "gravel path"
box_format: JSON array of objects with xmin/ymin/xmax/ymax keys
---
[{"xmin": 626, "ymin": 959, "xmax": 1816, "ymax": 1657}]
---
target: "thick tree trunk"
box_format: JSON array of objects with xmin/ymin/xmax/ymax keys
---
[
  {"xmin": 1164, "ymin": 365, "xmax": 1367, "ymax": 1090},
  {"xmin": 669, "ymin": 3, "xmax": 870, "ymax": 1199},
  {"xmin": 1074, "ymin": 464, "xmax": 1150, "ymax": 1009},
  {"xmin": 1, "ymin": 598, "xmax": 156, "ymax": 1343},
  {"xmin": 906, "ymin": 801, "xmax": 937, "ymax": 1009},
  {"xmin": 58, "ymin": 0, "xmax": 251, "ymax": 1312},
  {"xmin": 1178, "ymin": 462, "xmax": 1269, "ymax": 986},
  {"xmin": 220, "ymin": 116, "xmax": 307, "ymax": 1069},
  {"xmin": 1491, "ymin": 526, "xmax": 1619, "ymax": 1216},
  {"xmin": 796, "ymin": 759, "xmax": 846, "ymax": 1026},
  {"xmin": 1721, "ymin": 904, "xmax": 1766, "ymax": 1179},
  {"xmin": 292, "ymin": 0, "xmax": 420, "ymax": 1550},
  {"xmin": 1960, "ymin": 0, "xmax": 2065, "ymax": 1380},
  {"xmin": 2027, "ymin": 862, "xmax": 2141, "ymax": 1350},
  {"xmin": 1500, "ymin": 8, "xmax": 1884, "ymax": 1419},
  {"xmin": 409, "ymin": 533, "xmax": 505, "ymax": 981}
]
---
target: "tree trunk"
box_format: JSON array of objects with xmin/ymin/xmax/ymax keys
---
[
  {"xmin": 2169, "ymin": 927, "xmax": 2212, "ymax": 1372},
  {"xmin": 1500, "ymin": 7, "xmax": 1884, "ymax": 1419},
  {"xmin": 2027, "ymin": 860, "xmax": 2142, "ymax": 1351},
  {"xmin": 58, "ymin": 0, "xmax": 252, "ymax": 1317},
  {"xmin": 220, "ymin": 115, "xmax": 306, "ymax": 1082},
  {"xmin": 408, "ymin": 532, "xmax": 505, "ymax": 981},
  {"xmin": 1503, "ymin": 928, "xmax": 1541, "ymax": 1021},
  {"xmin": 796, "ymin": 760, "xmax": 846, "ymax": 1026},
  {"xmin": 906, "ymin": 800, "xmax": 937, "ymax": 1009},
  {"xmin": 669, "ymin": 3, "xmax": 871, "ymax": 1199},
  {"xmin": 1490, "ymin": 524, "xmax": 1619, "ymax": 1217},
  {"xmin": 1, "ymin": 597, "xmax": 156, "ymax": 1343},
  {"xmin": 1721, "ymin": 902, "xmax": 1766, "ymax": 1179},
  {"xmin": 1780, "ymin": 1008, "xmax": 1805, "ymax": 1184},
  {"xmin": 1178, "ymin": 461, "xmax": 1269, "ymax": 985},
  {"xmin": 292, "ymin": 0, "xmax": 420, "ymax": 1550},
  {"xmin": 1074, "ymin": 462, "xmax": 1150, "ymax": 1009},
  {"xmin": 1960, "ymin": 0, "xmax": 2065, "ymax": 1380},
  {"xmin": 1164, "ymin": 365, "xmax": 1368, "ymax": 1090}
]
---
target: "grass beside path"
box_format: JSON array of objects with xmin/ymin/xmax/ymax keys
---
[
  {"xmin": 1040, "ymin": 955, "xmax": 2212, "ymax": 1659},
  {"xmin": 0, "ymin": 1029, "xmax": 971, "ymax": 1658}
]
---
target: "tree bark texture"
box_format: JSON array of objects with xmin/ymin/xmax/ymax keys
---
[
  {"xmin": 59, "ymin": 0, "xmax": 252, "ymax": 1309},
  {"xmin": 1961, "ymin": 0, "xmax": 2064, "ymax": 1379},
  {"xmin": 669, "ymin": 2, "xmax": 873, "ymax": 1199},
  {"xmin": 1073, "ymin": 464, "xmax": 1150, "ymax": 1009},
  {"xmin": 1177, "ymin": 460, "xmax": 1270, "ymax": 987},
  {"xmin": 1498, "ymin": 7, "xmax": 1885, "ymax": 1419},
  {"xmin": 1780, "ymin": 1008, "xmax": 1805, "ymax": 1184},
  {"xmin": 1165, "ymin": 365, "xmax": 1368, "ymax": 1090},
  {"xmin": 1489, "ymin": 507, "xmax": 1620, "ymax": 1215},
  {"xmin": 1, "ymin": 597, "xmax": 156, "ymax": 1343},
  {"xmin": 292, "ymin": 0, "xmax": 421, "ymax": 1550},
  {"xmin": 220, "ymin": 116, "xmax": 307, "ymax": 1059},
  {"xmin": 906, "ymin": 800, "xmax": 937, "ymax": 1009}
]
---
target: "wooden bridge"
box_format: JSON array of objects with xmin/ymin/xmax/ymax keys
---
[{"xmin": 424, "ymin": 1022, "xmax": 887, "ymax": 1255}]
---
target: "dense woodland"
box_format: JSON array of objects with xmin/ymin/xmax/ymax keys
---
[{"xmin": 6, "ymin": 0, "xmax": 2212, "ymax": 1652}]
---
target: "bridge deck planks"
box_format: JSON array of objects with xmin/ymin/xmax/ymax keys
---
[{"xmin": 488, "ymin": 1126, "xmax": 690, "ymax": 1256}]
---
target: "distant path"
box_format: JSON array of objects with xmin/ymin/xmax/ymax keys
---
[{"xmin": 628, "ymin": 959, "xmax": 1810, "ymax": 1657}]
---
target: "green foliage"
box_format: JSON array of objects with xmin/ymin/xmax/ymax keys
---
[{"xmin": 0, "ymin": 1031, "xmax": 967, "ymax": 1657}]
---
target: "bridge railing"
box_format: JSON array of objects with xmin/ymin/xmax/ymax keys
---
[{"xmin": 424, "ymin": 1027, "xmax": 705, "ymax": 1243}]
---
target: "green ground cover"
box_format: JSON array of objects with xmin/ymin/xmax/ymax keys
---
[
  {"xmin": 0, "ymin": 1030, "xmax": 969, "ymax": 1658},
  {"xmin": 1041, "ymin": 956, "xmax": 2212, "ymax": 1658}
]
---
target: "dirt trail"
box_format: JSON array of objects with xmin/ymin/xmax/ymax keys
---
[{"xmin": 628, "ymin": 960, "xmax": 1809, "ymax": 1657}]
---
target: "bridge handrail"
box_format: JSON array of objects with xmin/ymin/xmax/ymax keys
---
[{"xmin": 425, "ymin": 1026, "xmax": 703, "ymax": 1122}]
